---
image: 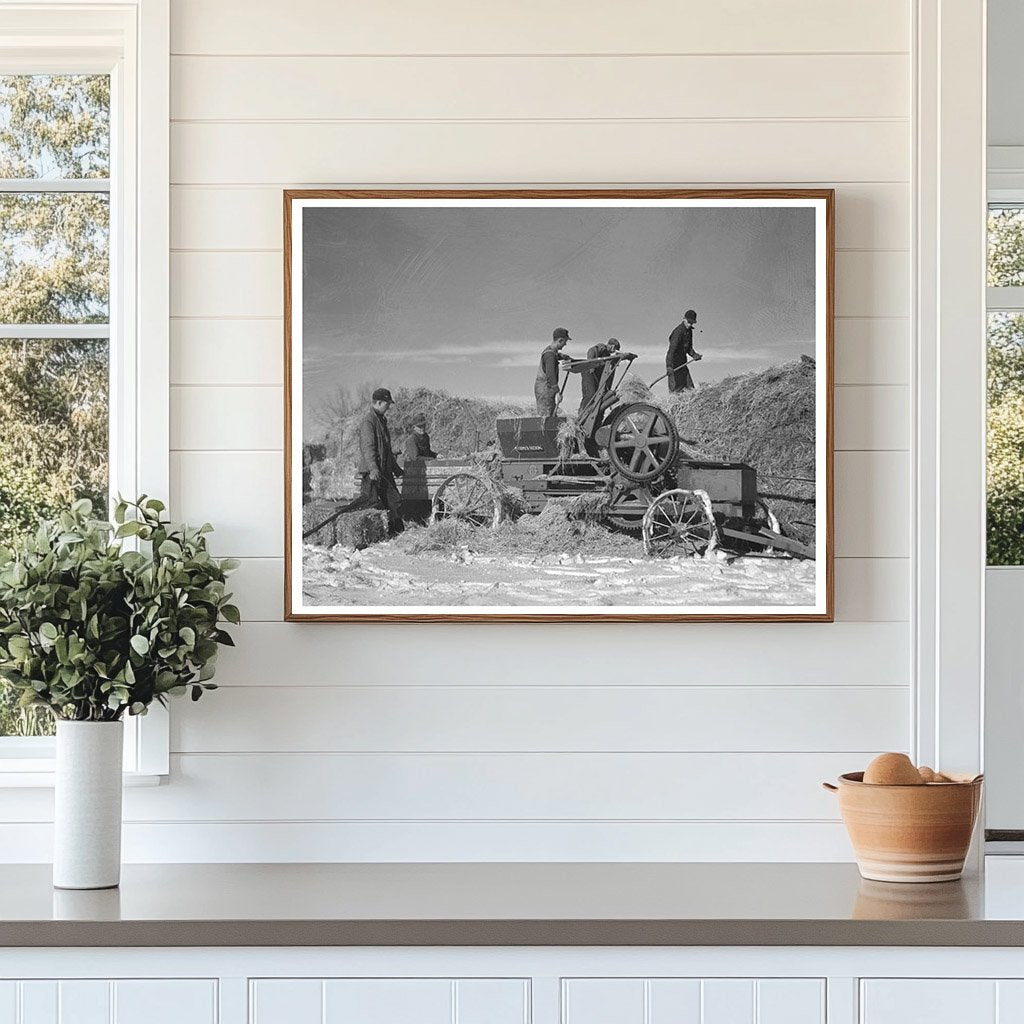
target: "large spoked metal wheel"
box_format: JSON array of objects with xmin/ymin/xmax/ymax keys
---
[
  {"xmin": 430, "ymin": 472, "xmax": 503, "ymax": 528},
  {"xmin": 642, "ymin": 488, "xmax": 718, "ymax": 558},
  {"xmin": 606, "ymin": 402, "xmax": 679, "ymax": 483},
  {"xmin": 604, "ymin": 482, "xmax": 655, "ymax": 532}
]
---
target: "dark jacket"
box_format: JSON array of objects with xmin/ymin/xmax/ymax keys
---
[
  {"xmin": 356, "ymin": 407, "xmax": 401, "ymax": 478},
  {"xmin": 402, "ymin": 431, "xmax": 437, "ymax": 462},
  {"xmin": 667, "ymin": 320, "xmax": 696, "ymax": 371}
]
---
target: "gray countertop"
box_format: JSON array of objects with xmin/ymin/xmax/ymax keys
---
[{"xmin": 4, "ymin": 861, "xmax": 1024, "ymax": 947}]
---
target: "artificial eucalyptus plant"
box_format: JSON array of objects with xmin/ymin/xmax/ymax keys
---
[{"xmin": 0, "ymin": 497, "xmax": 239, "ymax": 722}]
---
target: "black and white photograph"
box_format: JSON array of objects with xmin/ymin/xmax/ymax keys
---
[{"xmin": 285, "ymin": 190, "xmax": 833, "ymax": 621}]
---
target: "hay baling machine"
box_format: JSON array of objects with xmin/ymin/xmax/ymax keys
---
[{"xmin": 418, "ymin": 353, "xmax": 814, "ymax": 560}]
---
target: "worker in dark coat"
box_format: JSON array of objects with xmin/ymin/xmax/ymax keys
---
[
  {"xmin": 357, "ymin": 387, "xmax": 403, "ymax": 530},
  {"xmin": 666, "ymin": 309, "xmax": 702, "ymax": 392},
  {"xmin": 534, "ymin": 327, "xmax": 571, "ymax": 416},
  {"xmin": 580, "ymin": 337, "xmax": 620, "ymax": 410},
  {"xmin": 402, "ymin": 412, "xmax": 437, "ymax": 462}
]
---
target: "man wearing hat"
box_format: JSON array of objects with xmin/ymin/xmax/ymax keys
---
[
  {"xmin": 666, "ymin": 309, "xmax": 703, "ymax": 392},
  {"xmin": 580, "ymin": 337, "xmax": 621, "ymax": 410},
  {"xmin": 402, "ymin": 412, "xmax": 438, "ymax": 463},
  {"xmin": 357, "ymin": 387, "xmax": 403, "ymax": 529},
  {"xmin": 535, "ymin": 327, "xmax": 572, "ymax": 416}
]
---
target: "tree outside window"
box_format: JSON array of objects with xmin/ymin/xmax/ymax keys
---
[{"xmin": 0, "ymin": 75, "xmax": 110, "ymax": 736}]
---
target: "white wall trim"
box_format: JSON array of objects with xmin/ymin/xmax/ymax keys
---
[{"xmin": 914, "ymin": 0, "xmax": 987, "ymax": 781}]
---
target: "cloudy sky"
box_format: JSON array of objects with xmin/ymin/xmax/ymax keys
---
[{"xmin": 300, "ymin": 203, "xmax": 816, "ymax": 428}]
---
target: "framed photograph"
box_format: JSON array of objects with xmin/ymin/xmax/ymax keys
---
[{"xmin": 284, "ymin": 189, "xmax": 833, "ymax": 622}]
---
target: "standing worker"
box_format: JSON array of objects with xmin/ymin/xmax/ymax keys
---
[
  {"xmin": 666, "ymin": 309, "xmax": 703, "ymax": 392},
  {"xmin": 357, "ymin": 387, "xmax": 403, "ymax": 532},
  {"xmin": 402, "ymin": 412, "xmax": 437, "ymax": 462},
  {"xmin": 535, "ymin": 327, "xmax": 572, "ymax": 417},
  {"xmin": 580, "ymin": 337, "xmax": 621, "ymax": 410}
]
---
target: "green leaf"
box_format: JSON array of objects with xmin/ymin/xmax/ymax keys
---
[
  {"xmin": 130, "ymin": 634, "xmax": 150, "ymax": 656},
  {"xmin": 220, "ymin": 604, "xmax": 240, "ymax": 625},
  {"xmin": 39, "ymin": 622, "xmax": 58, "ymax": 641},
  {"xmin": 158, "ymin": 539, "xmax": 183, "ymax": 559}
]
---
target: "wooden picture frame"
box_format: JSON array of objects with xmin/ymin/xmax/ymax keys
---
[{"xmin": 284, "ymin": 189, "xmax": 834, "ymax": 622}]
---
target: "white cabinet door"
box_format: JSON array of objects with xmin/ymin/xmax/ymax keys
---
[
  {"xmin": 0, "ymin": 980, "xmax": 217, "ymax": 1024},
  {"xmin": 562, "ymin": 978, "xmax": 825, "ymax": 1024},
  {"xmin": 859, "ymin": 980, "xmax": 1024, "ymax": 1024},
  {"xmin": 249, "ymin": 978, "xmax": 529, "ymax": 1024}
]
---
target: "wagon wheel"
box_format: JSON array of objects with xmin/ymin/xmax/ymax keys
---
[
  {"xmin": 430, "ymin": 473, "xmax": 503, "ymax": 529},
  {"xmin": 643, "ymin": 488, "xmax": 719, "ymax": 558},
  {"xmin": 606, "ymin": 402, "xmax": 679, "ymax": 483},
  {"xmin": 604, "ymin": 482, "xmax": 655, "ymax": 532}
]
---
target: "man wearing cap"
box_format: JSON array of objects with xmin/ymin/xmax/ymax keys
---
[
  {"xmin": 580, "ymin": 337, "xmax": 621, "ymax": 410},
  {"xmin": 402, "ymin": 412, "xmax": 437, "ymax": 463},
  {"xmin": 666, "ymin": 309, "xmax": 703, "ymax": 392},
  {"xmin": 357, "ymin": 387, "xmax": 403, "ymax": 529},
  {"xmin": 535, "ymin": 327, "xmax": 572, "ymax": 417}
]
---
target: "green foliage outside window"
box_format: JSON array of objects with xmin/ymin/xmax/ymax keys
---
[
  {"xmin": 988, "ymin": 208, "xmax": 1024, "ymax": 565},
  {"xmin": 0, "ymin": 76, "xmax": 110, "ymax": 736}
]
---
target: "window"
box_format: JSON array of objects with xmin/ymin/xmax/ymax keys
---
[
  {"xmin": 0, "ymin": 74, "xmax": 111, "ymax": 738},
  {"xmin": 987, "ymin": 206, "xmax": 1024, "ymax": 565},
  {"xmin": 0, "ymin": 2, "xmax": 169, "ymax": 778}
]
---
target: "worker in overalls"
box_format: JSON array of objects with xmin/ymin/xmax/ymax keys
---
[{"xmin": 535, "ymin": 327, "xmax": 571, "ymax": 416}]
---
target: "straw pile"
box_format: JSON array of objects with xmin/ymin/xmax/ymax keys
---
[{"xmin": 665, "ymin": 357, "xmax": 817, "ymax": 544}]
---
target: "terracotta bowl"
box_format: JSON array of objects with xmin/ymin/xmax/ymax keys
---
[{"xmin": 823, "ymin": 771, "xmax": 983, "ymax": 883}]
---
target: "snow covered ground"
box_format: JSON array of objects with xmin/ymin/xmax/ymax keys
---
[{"xmin": 301, "ymin": 541, "xmax": 816, "ymax": 609}]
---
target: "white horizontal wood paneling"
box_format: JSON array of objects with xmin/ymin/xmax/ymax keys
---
[
  {"xmin": 167, "ymin": 383, "xmax": 904, "ymax": 453},
  {"xmin": 172, "ymin": 55, "xmax": 909, "ymax": 121},
  {"xmin": 834, "ymin": 386, "xmax": 909, "ymax": 450},
  {"xmin": 227, "ymin": 555, "xmax": 909, "ymax": 623},
  {"xmin": 210, "ymin": 622, "xmax": 909, "ymax": 687},
  {"xmin": 171, "ymin": 685, "xmax": 909, "ymax": 753},
  {"xmin": 170, "ymin": 121, "xmax": 909, "ymax": 186},
  {"xmin": 116, "ymin": 0, "xmax": 918, "ymax": 865},
  {"xmin": 834, "ymin": 319, "xmax": 909, "ymax": 385},
  {"xmin": 170, "ymin": 183, "xmax": 909, "ymax": 251},
  {"xmin": 170, "ymin": 451, "xmax": 282, "ymax": 557},
  {"xmin": 170, "ymin": 0, "xmax": 910, "ymax": 55},
  {"xmin": 170, "ymin": 449, "xmax": 909, "ymax": 559},
  {"xmin": 170, "ymin": 248, "xmax": 909, "ymax": 320},
  {"xmin": 171, "ymin": 386, "xmax": 281, "ymax": 450},
  {"xmin": 834, "ymin": 452, "xmax": 910, "ymax": 558},
  {"xmin": 170, "ymin": 319, "xmax": 282, "ymax": 386},
  {"xmin": 0, "ymin": 819, "xmax": 856, "ymax": 863},
  {"xmin": 114, "ymin": 752, "xmax": 862, "ymax": 821}
]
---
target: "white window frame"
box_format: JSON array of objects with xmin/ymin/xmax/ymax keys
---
[{"xmin": 0, "ymin": 0, "xmax": 169, "ymax": 784}]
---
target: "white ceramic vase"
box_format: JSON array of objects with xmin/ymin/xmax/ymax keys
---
[{"xmin": 53, "ymin": 720, "xmax": 124, "ymax": 890}]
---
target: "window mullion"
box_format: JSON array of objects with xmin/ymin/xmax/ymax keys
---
[
  {"xmin": 0, "ymin": 324, "xmax": 111, "ymax": 339},
  {"xmin": 0, "ymin": 178, "xmax": 109, "ymax": 193}
]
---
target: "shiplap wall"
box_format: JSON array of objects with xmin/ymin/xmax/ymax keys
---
[{"xmin": 3, "ymin": 0, "xmax": 916, "ymax": 862}]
